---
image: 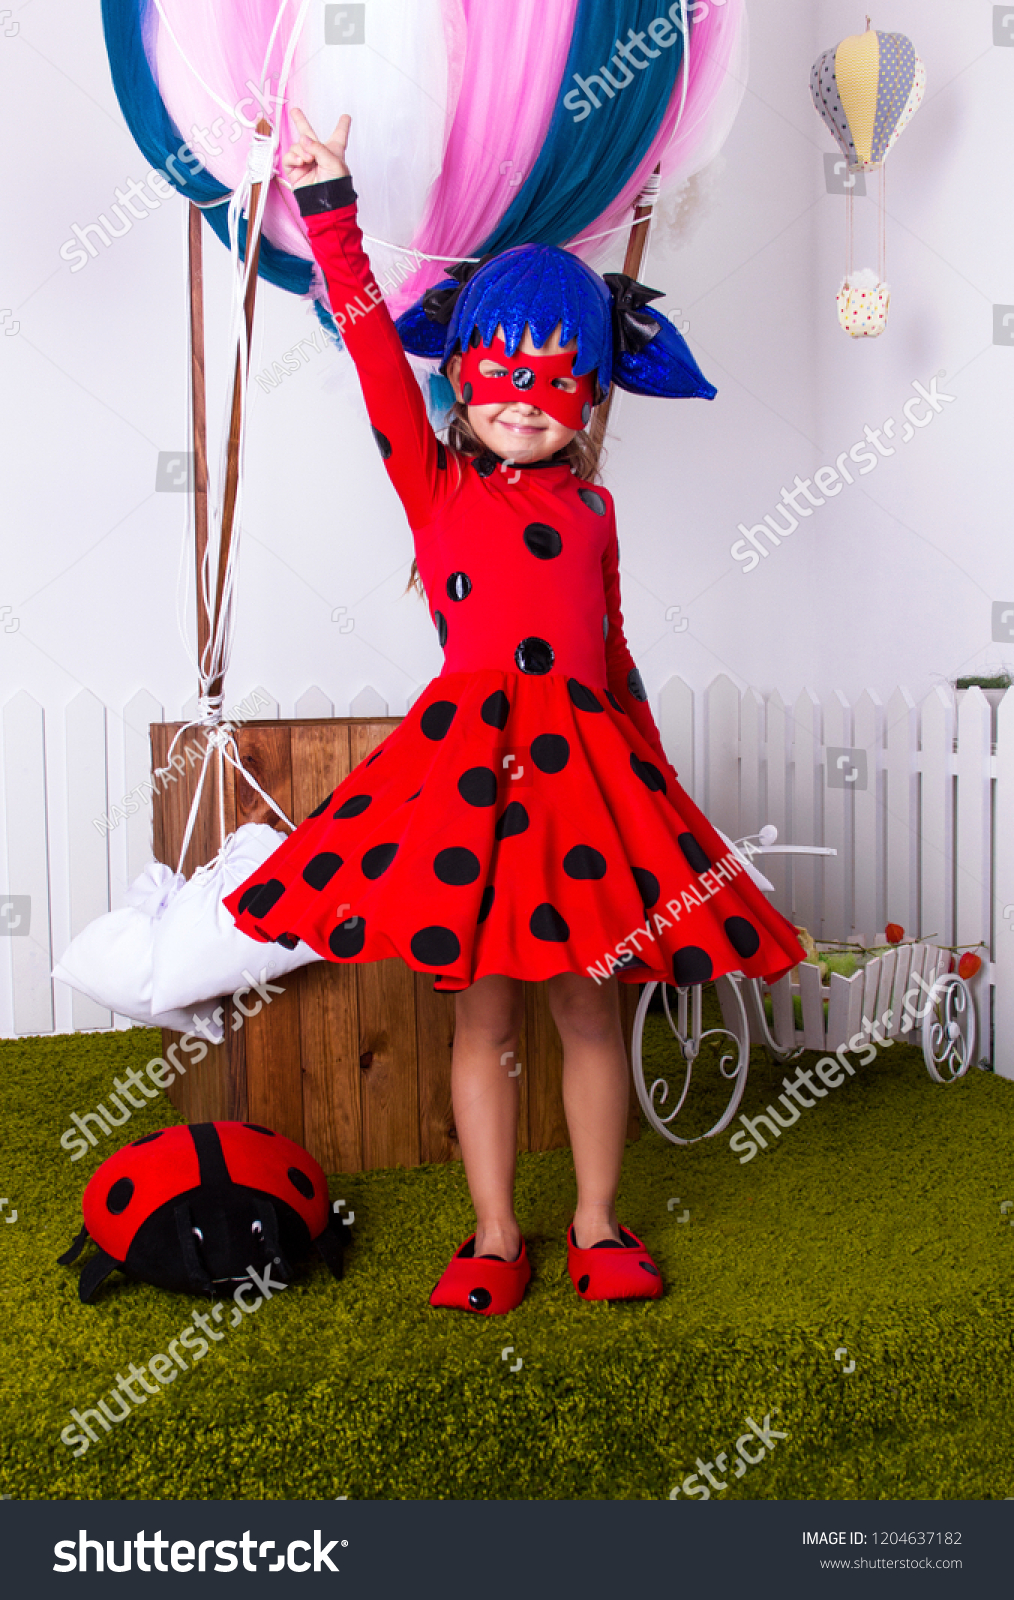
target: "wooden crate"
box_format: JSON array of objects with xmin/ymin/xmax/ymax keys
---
[{"xmin": 151, "ymin": 718, "xmax": 640, "ymax": 1171}]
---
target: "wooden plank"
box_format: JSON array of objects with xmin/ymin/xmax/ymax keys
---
[
  {"xmin": 2, "ymin": 691, "xmax": 53, "ymax": 1033},
  {"xmin": 764, "ymin": 692, "xmax": 788, "ymax": 916},
  {"xmin": 886, "ymin": 942, "xmax": 912, "ymax": 1038},
  {"xmin": 885, "ymin": 686, "xmax": 919, "ymax": 936},
  {"xmin": 124, "ymin": 689, "xmax": 163, "ymax": 886},
  {"xmin": 658, "ymin": 675, "xmax": 694, "ymax": 797},
  {"xmin": 704, "ymin": 675, "xmax": 740, "ymax": 839},
  {"xmin": 349, "ymin": 716, "xmax": 419, "ymax": 1169},
  {"xmin": 350, "ymin": 686, "xmax": 389, "ymax": 717},
  {"xmin": 994, "ymin": 690, "xmax": 1014, "ymax": 1079},
  {"xmin": 853, "ymin": 690, "xmax": 884, "ymax": 941},
  {"xmin": 245, "ymin": 969, "xmax": 304, "ymax": 1144},
  {"xmin": 64, "ymin": 689, "xmax": 111, "ymax": 1030},
  {"xmin": 826, "ymin": 971, "xmax": 852, "ymax": 1050},
  {"xmin": 525, "ymin": 979, "xmax": 568, "ymax": 1153},
  {"xmin": 415, "ymin": 969, "xmax": 459, "ymax": 1164},
  {"xmin": 739, "ymin": 688, "xmax": 763, "ymax": 843},
  {"xmin": 290, "ymin": 720, "xmax": 361, "ymax": 1172},
  {"xmin": 861, "ymin": 954, "xmax": 882, "ymax": 1031},
  {"xmin": 822, "ymin": 690, "xmax": 851, "ymax": 944},
  {"xmin": 918, "ymin": 686, "xmax": 954, "ymax": 946},
  {"xmin": 769, "ymin": 973, "xmax": 795, "ymax": 1051},
  {"xmin": 845, "ymin": 965, "xmax": 865, "ymax": 1045},
  {"xmin": 798, "ymin": 959, "xmax": 825, "ymax": 1050},
  {"xmin": 955, "ymin": 687, "xmax": 992, "ymax": 1065},
  {"xmin": 791, "ymin": 687, "xmax": 822, "ymax": 933},
  {"xmin": 294, "ymin": 686, "xmax": 334, "ymax": 719}
]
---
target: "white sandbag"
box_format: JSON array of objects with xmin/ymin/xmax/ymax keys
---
[
  {"xmin": 149, "ymin": 822, "xmax": 322, "ymax": 1015},
  {"xmin": 52, "ymin": 862, "xmax": 227, "ymax": 1041}
]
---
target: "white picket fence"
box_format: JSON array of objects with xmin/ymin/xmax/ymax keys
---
[{"xmin": 2, "ymin": 676, "xmax": 1013, "ymax": 1078}]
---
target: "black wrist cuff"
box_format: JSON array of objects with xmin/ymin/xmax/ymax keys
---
[{"xmin": 296, "ymin": 175, "xmax": 357, "ymax": 216}]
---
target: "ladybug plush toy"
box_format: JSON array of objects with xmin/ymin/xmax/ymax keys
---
[{"xmin": 58, "ymin": 1122, "xmax": 349, "ymax": 1303}]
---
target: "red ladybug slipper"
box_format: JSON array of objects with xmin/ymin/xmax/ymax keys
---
[
  {"xmin": 567, "ymin": 1224, "xmax": 663, "ymax": 1301},
  {"xmin": 428, "ymin": 1233, "xmax": 531, "ymax": 1316}
]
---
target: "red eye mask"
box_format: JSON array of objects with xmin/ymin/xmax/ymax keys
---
[{"xmin": 458, "ymin": 332, "xmax": 596, "ymax": 430}]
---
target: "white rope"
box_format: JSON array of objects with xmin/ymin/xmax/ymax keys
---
[
  {"xmin": 169, "ymin": 0, "xmax": 312, "ymax": 878},
  {"xmin": 152, "ymin": 0, "xmax": 249, "ymax": 123}
]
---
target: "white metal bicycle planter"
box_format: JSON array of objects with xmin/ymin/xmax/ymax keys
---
[{"xmin": 629, "ymin": 829, "xmax": 976, "ymax": 1147}]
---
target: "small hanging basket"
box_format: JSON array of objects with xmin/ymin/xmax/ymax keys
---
[{"xmin": 837, "ymin": 271, "xmax": 890, "ymax": 338}]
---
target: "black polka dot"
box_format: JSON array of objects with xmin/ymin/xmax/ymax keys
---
[
  {"xmin": 334, "ymin": 794, "xmax": 372, "ymax": 819},
  {"xmin": 436, "ymin": 441, "xmax": 447, "ymax": 470},
  {"xmin": 411, "ymin": 926, "xmax": 460, "ymax": 965},
  {"xmin": 462, "ymin": 381, "xmax": 473, "ymax": 403},
  {"xmin": 405, "ymin": 788, "xmax": 422, "ymax": 802},
  {"xmin": 106, "ymin": 1177, "xmax": 134, "ymax": 1214},
  {"xmin": 308, "ymin": 791, "xmax": 334, "ymax": 818},
  {"xmin": 287, "ymin": 1166, "xmax": 314, "ymax": 1199},
  {"xmin": 477, "ymin": 885, "xmax": 494, "ymax": 922},
  {"xmin": 578, "ymin": 488, "xmax": 607, "ymax": 516},
  {"xmin": 365, "ymin": 749, "xmax": 383, "ymax": 766},
  {"xmin": 627, "ymin": 667, "xmax": 648, "ymax": 702},
  {"xmin": 420, "ymin": 700, "xmax": 457, "ymax": 740},
  {"xmin": 481, "ymin": 690, "xmax": 510, "ymax": 729},
  {"xmin": 523, "ymin": 522, "xmax": 563, "ymax": 560},
  {"xmin": 473, "ymin": 452, "xmax": 498, "ymax": 479},
  {"xmin": 530, "ymin": 902, "xmax": 570, "ymax": 942},
  {"xmin": 274, "ymin": 932, "xmax": 299, "ymax": 950},
  {"xmin": 495, "ymin": 801, "xmax": 529, "ymax": 838},
  {"xmin": 446, "ymin": 571, "xmax": 472, "ymax": 601},
  {"xmin": 563, "ymin": 844, "xmax": 606, "ymax": 879},
  {"xmin": 630, "ymin": 753, "xmax": 666, "ymax": 793},
  {"xmin": 237, "ymin": 879, "xmax": 285, "ymax": 917},
  {"xmin": 581, "ymin": 401, "xmax": 592, "ymax": 426},
  {"xmin": 673, "ymin": 946, "xmax": 713, "ymax": 986},
  {"xmin": 515, "ymin": 636, "xmax": 554, "ymax": 675},
  {"xmin": 578, "ymin": 1273, "xmax": 590, "ymax": 1292},
  {"xmin": 531, "ymin": 733, "xmax": 569, "ymax": 773},
  {"xmin": 131, "ymin": 1131, "xmax": 163, "ymax": 1146},
  {"xmin": 303, "ymin": 853, "xmax": 342, "ymax": 891},
  {"xmin": 615, "ymin": 950, "xmax": 651, "ymax": 971},
  {"xmin": 678, "ymin": 832, "xmax": 711, "ymax": 873},
  {"xmin": 329, "ymin": 915, "xmax": 365, "ymax": 957},
  {"xmin": 459, "ymin": 767, "xmax": 498, "ymax": 806},
  {"xmin": 469, "ymin": 1287, "xmax": 491, "ymax": 1310},
  {"xmin": 372, "ymin": 425, "xmax": 392, "ymax": 460},
  {"xmin": 605, "ymin": 690, "xmax": 625, "ymax": 714},
  {"xmin": 434, "ymin": 847, "xmax": 480, "ymax": 885},
  {"xmin": 362, "ymin": 842, "xmax": 398, "ymax": 879},
  {"xmin": 244, "ymin": 1124, "xmax": 275, "ymax": 1135},
  {"xmin": 725, "ymin": 916, "xmax": 761, "ymax": 958},
  {"xmin": 568, "ymin": 679, "xmax": 602, "ymax": 713},
  {"xmin": 434, "ymin": 610, "xmax": 448, "ymax": 648},
  {"xmin": 632, "ymin": 866, "xmax": 660, "ymax": 909}
]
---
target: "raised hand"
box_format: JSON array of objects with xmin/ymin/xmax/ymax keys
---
[{"xmin": 283, "ymin": 109, "xmax": 351, "ymax": 189}]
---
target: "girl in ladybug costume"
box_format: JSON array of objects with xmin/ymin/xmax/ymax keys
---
[{"xmin": 225, "ymin": 112, "xmax": 805, "ymax": 1316}]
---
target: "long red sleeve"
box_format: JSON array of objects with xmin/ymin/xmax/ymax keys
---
[{"xmin": 602, "ymin": 526, "xmax": 673, "ymax": 770}]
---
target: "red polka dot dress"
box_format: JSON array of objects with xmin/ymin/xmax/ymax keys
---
[{"xmin": 224, "ymin": 183, "xmax": 806, "ymax": 994}]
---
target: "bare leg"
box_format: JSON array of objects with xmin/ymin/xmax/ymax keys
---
[
  {"xmin": 451, "ymin": 973, "xmax": 525, "ymax": 1261},
  {"xmin": 547, "ymin": 973, "xmax": 629, "ymax": 1249}
]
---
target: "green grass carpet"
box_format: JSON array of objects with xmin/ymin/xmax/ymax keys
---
[{"xmin": 1, "ymin": 1018, "xmax": 1012, "ymax": 1501}]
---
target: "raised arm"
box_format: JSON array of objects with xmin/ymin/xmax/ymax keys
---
[
  {"xmin": 286, "ymin": 111, "xmax": 452, "ymax": 528},
  {"xmin": 602, "ymin": 524, "xmax": 674, "ymax": 772}
]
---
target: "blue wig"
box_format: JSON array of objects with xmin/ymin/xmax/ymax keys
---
[{"xmin": 395, "ymin": 243, "xmax": 716, "ymax": 402}]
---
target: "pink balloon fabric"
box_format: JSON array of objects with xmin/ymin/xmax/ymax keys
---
[
  {"xmin": 573, "ymin": 0, "xmax": 745, "ymax": 269},
  {"xmin": 152, "ymin": 0, "xmax": 314, "ymax": 269},
  {"xmin": 387, "ymin": 0, "xmax": 580, "ymax": 316}
]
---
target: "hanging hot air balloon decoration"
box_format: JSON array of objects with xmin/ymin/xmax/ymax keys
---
[{"xmin": 811, "ymin": 16, "xmax": 925, "ymax": 338}]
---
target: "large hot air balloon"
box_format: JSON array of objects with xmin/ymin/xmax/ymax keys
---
[{"xmin": 811, "ymin": 17, "xmax": 925, "ymax": 338}]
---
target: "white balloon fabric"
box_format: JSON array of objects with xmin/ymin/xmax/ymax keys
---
[
  {"xmin": 53, "ymin": 825, "xmax": 322, "ymax": 1037},
  {"xmin": 53, "ymin": 861, "xmax": 227, "ymax": 1041},
  {"xmin": 149, "ymin": 822, "xmax": 322, "ymax": 1016}
]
